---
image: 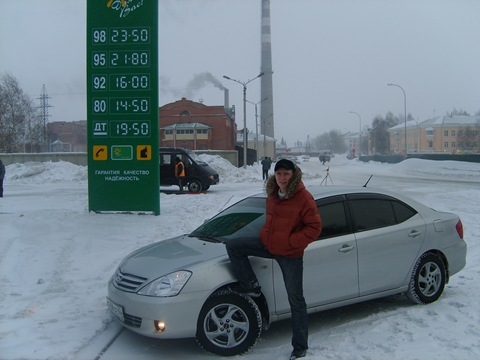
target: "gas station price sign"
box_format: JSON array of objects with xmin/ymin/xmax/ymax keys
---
[{"xmin": 87, "ymin": 0, "xmax": 159, "ymax": 215}]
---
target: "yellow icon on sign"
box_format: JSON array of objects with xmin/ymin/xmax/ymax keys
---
[
  {"xmin": 137, "ymin": 145, "xmax": 151, "ymax": 160},
  {"xmin": 93, "ymin": 145, "xmax": 107, "ymax": 160}
]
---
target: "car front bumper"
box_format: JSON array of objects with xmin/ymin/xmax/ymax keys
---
[{"xmin": 107, "ymin": 278, "xmax": 211, "ymax": 339}]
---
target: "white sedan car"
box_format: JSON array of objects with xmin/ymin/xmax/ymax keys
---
[{"xmin": 107, "ymin": 186, "xmax": 467, "ymax": 356}]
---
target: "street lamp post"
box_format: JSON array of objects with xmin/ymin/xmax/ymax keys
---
[
  {"xmin": 223, "ymin": 73, "xmax": 264, "ymax": 168},
  {"xmin": 387, "ymin": 83, "xmax": 407, "ymax": 158},
  {"xmin": 349, "ymin": 111, "xmax": 362, "ymax": 157},
  {"xmin": 246, "ymin": 97, "xmax": 268, "ymax": 161}
]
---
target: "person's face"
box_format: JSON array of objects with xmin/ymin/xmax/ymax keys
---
[{"xmin": 275, "ymin": 169, "xmax": 293, "ymax": 192}]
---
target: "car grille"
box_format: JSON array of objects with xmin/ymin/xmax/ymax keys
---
[
  {"xmin": 124, "ymin": 312, "xmax": 142, "ymax": 328},
  {"xmin": 113, "ymin": 269, "xmax": 148, "ymax": 292}
]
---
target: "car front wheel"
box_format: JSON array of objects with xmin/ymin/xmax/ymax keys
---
[
  {"xmin": 407, "ymin": 252, "xmax": 446, "ymax": 304},
  {"xmin": 196, "ymin": 290, "xmax": 262, "ymax": 356},
  {"xmin": 188, "ymin": 180, "xmax": 202, "ymax": 193}
]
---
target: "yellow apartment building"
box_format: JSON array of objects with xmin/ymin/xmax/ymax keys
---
[{"xmin": 388, "ymin": 115, "xmax": 480, "ymax": 154}]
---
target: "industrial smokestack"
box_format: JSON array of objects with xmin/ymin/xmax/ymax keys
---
[
  {"xmin": 224, "ymin": 88, "xmax": 229, "ymax": 109},
  {"xmin": 260, "ymin": 0, "xmax": 275, "ymax": 140}
]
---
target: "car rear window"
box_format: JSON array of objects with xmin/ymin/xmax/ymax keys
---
[{"xmin": 347, "ymin": 193, "xmax": 418, "ymax": 232}]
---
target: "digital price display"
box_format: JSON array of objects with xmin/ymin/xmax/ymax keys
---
[
  {"xmin": 110, "ymin": 121, "xmax": 151, "ymax": 137},
  {"xmin": 87, "ymin": 0, "xmax": 159, "ymax": 215}
]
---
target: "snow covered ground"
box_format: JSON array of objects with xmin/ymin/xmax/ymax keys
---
[{"xmin": 1, "ymin": 155, "xmax": 479, "ymax": 360}]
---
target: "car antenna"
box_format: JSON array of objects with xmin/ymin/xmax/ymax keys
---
[{"xmin": 363, "ymin": 175, "xmax": 373, "ymax": 187}]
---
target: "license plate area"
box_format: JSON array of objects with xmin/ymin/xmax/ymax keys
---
[{"xmin": 106, "ymin": 297, "xmax": 125, "ymax": 322}]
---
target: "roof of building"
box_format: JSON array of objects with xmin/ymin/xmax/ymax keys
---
[
  {"xmin": 237, "ymin": 131, "xmax": 275, "ymax": 142},
  {"xmin": 389, "ymin": 115, "xmax": 480, "ymax": 131},
  {"xmin": 160, "ymin": 122, "xmax": 212, "ymax": 130}
]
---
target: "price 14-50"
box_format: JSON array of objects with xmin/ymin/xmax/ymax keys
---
[{"xmin": 109, "ymin": 98, "xmax": 150, "ymax": 114}]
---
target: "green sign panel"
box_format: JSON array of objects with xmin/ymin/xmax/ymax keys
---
[{"xmin": 87, "ymin": 0, "xmax": 159, "ymax": 215}]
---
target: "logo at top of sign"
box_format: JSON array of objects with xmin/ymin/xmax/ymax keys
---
[
  {"xmin": 107, "ymin": 0, "xmax": 144, "ymax": 17},
  {"xmin": 107, "ymin": 0, "xmax": 126, "ymax": 8}
]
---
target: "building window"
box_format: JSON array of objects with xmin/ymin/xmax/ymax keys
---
[
  {"xmin": 444, "ymin": 142, "xmax": 449, "ymax": 148},
  {"xmin": 426, "ymin": 129, "xmax": 434, "ymax": 136},
  {"xmin": 165, "ymin": 130, "xmax": 173, "ymax": 135},
  {"xmin": 452, "ymin": 141, "xmax": 456, "ymax": 148},
  {"xmin": 451, "ymin": 130, "xmax": 456, "ymax": 136},
  {"xmin": 444, "ymin": 130, "xmax": 449, "ymax": 136},
  {"xmin": 458, "ymin": 130, "xmax": 464, "ymax": 136}
]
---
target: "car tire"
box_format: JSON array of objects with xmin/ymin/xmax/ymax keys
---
[
  {"xmin": 407, "ymin": 252, "xmax": 446, "ymax": 304},
  {"xmin": 188, "ymin": 180, "xmax": 202, "ymax": 193},
  {"xmin": 196, "ymin": 290, "xmax": 262, "ymax": 356}
]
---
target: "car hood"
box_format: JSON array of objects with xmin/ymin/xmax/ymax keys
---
[{"xmin": 118, "ymin": 235, "xmax": 226, "ymax": 280}]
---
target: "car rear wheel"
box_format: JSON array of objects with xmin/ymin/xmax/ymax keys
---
[
  {"xmin": 196, "ymin": 290, "xmax": 262, "ymax": 356},
  {"xmin": 407, "ymin": 252, "xmax": 446, "ymax": 304},
  {"xmin": 188, "ymin": 180, "xmax": 202, "ymax": 193}
]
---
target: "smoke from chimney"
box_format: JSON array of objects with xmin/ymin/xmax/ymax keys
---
[{"xmin": 160, "ymin": 72, "xmax": 226, "ymax": 101}]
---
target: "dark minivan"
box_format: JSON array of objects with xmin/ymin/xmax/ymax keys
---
[{"xmin": 159, "ymin": 147, "xmax": 219, "ymax": 192}]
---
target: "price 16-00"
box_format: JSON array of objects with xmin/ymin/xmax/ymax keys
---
[{"xmin": 110, "ymin": 74, "xmax": 150, "ymax": 91}]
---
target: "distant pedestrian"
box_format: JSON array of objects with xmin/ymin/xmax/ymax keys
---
[
  {"xmin": 175, "ymin": 156, "xmax": 185, "ymax": 192},
  {"xmin": 0, "ymin": 159, "xmax": 5, "ymax": 197},
  {"xmin": 261, "ymin": 156, "xmax": 272, "ymax": 180}
]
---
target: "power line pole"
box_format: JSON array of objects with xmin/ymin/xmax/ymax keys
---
[{"xmin": 38, "ymin": 84, "xmax": 52, "ymax": 151}]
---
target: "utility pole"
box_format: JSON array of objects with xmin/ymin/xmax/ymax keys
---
[{"xmin": 38, "ymin": 84, "xmax": 52, "ymax": 151}]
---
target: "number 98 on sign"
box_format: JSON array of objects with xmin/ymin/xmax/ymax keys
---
[{"xmin": 92, "ymin": 27, "xmax": 150, "ymax": 45}]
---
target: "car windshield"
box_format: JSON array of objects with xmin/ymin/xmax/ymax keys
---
[
  {"xmin": 190, "ymin": 197, "xmax": 266, "ymax": 241},
  {"xmin": 187, "ymin": 151, "xmax": 207, "ymax": 165}
]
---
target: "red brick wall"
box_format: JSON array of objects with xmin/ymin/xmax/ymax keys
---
[{"xmin": 159, "ymin": 98, "xmax": 237, "ymax": 150}]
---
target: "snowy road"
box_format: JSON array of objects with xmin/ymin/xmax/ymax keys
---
[{"xmin": 2, "ymin": 157, "xmax": 480, "ymax": 360}]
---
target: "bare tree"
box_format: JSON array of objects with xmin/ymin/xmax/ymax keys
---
[
  {"xmin": 0, "ymin": 73, "xmax": 39, "ymax": 152},
  {"xmin": 369, "ymin": 112, "xmax": 400, "ymax": 154}
]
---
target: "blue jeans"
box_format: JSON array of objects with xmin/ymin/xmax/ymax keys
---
[{"xmin": 225, "ymin": 237, "xmax": 308, "ymax": 351}]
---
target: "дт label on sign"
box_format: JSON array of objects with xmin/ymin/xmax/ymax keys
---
[{"xmin": 86, "ymin": 0, "xmax": 159, "ymax": 215}]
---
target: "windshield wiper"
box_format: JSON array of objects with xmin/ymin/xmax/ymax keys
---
[{"xmin": 189, "ymin": 233, "xmax": 225, "ymax": 243}]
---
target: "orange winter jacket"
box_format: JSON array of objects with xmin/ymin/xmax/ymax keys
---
[{"xmin": 260, "ymin": 167, "xmax": 322, "ymax": 258}]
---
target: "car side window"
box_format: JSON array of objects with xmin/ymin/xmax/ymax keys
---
[
  {"xmin": 316, "ymin": 197, "xmax": 351, "ymax": 240},
  {"xmin": 350, "ymin": 199, "xmax": 396, "ymax": 232},
  {"xmin": 391, "ymin": 200, "xmax": 417, "ymax": 223}
]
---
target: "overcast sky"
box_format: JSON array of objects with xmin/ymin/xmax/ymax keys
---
[{"xmin": 1, "ymin": 0, "xmax": 479, "ymax": 145}]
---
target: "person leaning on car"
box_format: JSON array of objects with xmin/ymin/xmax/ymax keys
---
[{"xmin": 226, "ymin": 158, "xmax": 322, "ymax": 360}]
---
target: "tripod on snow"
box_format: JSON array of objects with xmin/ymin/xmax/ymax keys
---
[{"xmin": 320, "ymin": 167, "xmax": 334, "ymax": 186}]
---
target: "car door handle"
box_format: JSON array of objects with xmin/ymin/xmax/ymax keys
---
[
  {"xmin": 338, "ymin": 244, "xmax": 355, "ymax": 253},
  {"xmin": 408, "ymin": 230, "xmax": 422, "ymax": 238}
]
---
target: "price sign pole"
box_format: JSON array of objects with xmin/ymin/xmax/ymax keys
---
[{"xmin": 87, "ymin": 0, "xmax": 159, "ymax": 215}]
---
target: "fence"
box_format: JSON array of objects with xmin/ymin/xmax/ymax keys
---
[{"xmin": 0, "ymin": 150, "xmax": 239, "ymax": 167}]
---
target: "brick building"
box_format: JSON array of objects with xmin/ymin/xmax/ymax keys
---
[
  {"xmin": 47, "ymin": 120, "xmax": 87, "ymax": 152},
  {"xmin": 159, "ymin": 98, "xmax": 237, "ymax": 150}
]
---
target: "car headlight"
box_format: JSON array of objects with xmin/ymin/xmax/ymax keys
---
[{"xmin": 137, "ymin": 271, "xmax": 192, "ymax": 297}]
